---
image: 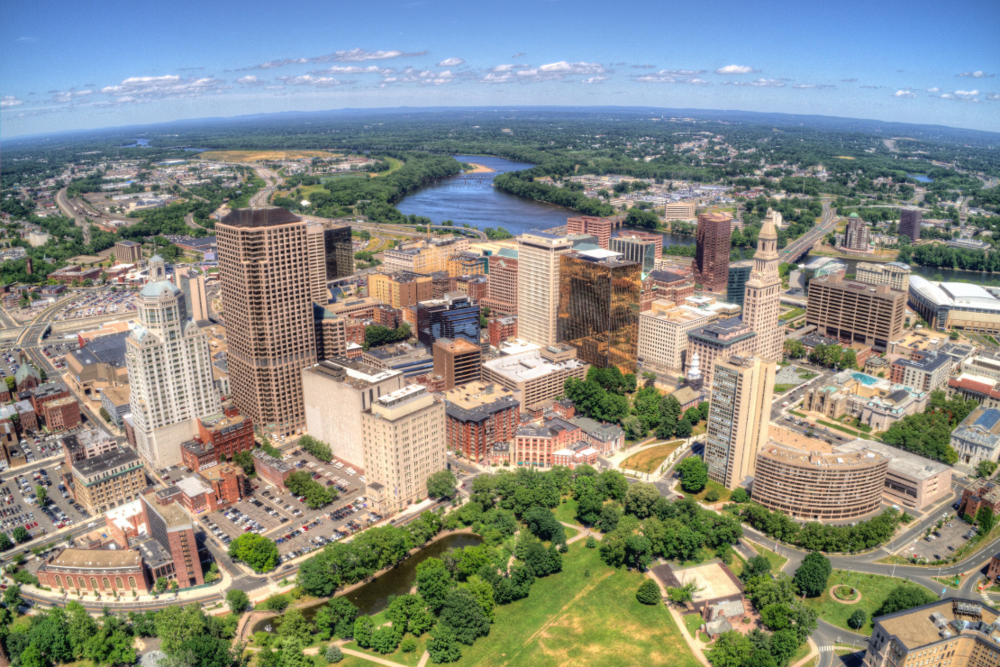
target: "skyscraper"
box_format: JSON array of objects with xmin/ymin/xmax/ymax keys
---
[
  {"xmin": 127, "ymin": 279, "xmax": 220, "ymax": 468},
  {"xmin": 415, "ymin": 293, "xmax": 480, "ymax": 348},
  {"xmin": 517, "ymin": 233, "xmax": 574, "ymax": 346},
  {"xmin": 704, "ymin": 355, "xmax": 775, "ymax": 489},
  {"xmin": 742, "ymin": 215, "xmax": 784, "ymax": 362},
  {"xmin": 216, "ymin": 207, "xmax": 317, "ymax": 437},
  {"xmin": 482, "ymin": 250, "xmax": 519, "ymax": 317},
  {"xmin": 178, "ymin": 268, "xmax": 209, "ymax": 322},
  {"xmin": 609, "ymin": 235, "xmax": 656, "ymax": 273},
  {"xmin": 557, "ymin": 248, "xmax": 642, "ymax": 373},
  {"xmin": 900, "ymin": 208, "xmax": 922, "ymax": 242},
  {"xmin": 691, "ymin": 212, "xmax": 733, "ymax": 293},
  {"xmin": 843, "ymin": 213, "xmax": 870, "ymax": 251},
  {"xmin": 726, "ymin": 261, "xmax": 753, "ymax": 307},
  {"xmin": 306, "ymin": 223, "xmax": 354, "ymax": 303}
]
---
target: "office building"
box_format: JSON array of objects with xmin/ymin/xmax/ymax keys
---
[
  {"xmin": 415, "ymin": 292, "xmax": 480, "ymax": 348},
  {"xmin": 517, "ymin": 233, "xmax": 574, "ymax": 346},
  {"xmin": 481, "ymin": 346, "xmax": 589, "ymax": 410},
  {"xmin": 252, "ymin": 450, "xmax": 295, "ymax": 488},
  {"xmin": 322, "ymin": 224, "xmax": 354, "ymax": 280},
  {"xmin": 71, "ymin": 447, "xmax": 145, "ymax": 513},
  {"xmin": 362, "ymin": 343, "xmax": 434, "ymax": 378},
  {"xmin": 843, "ymin": 213, "xmax": 871, "ymax": 251},
  {"xmin": 742, "ymin": 214, "xmax": 784, "ymax": 362},
  {"xmin": 665, "ymin": 202, "xmax": 697, "ymax": 220},
  {"xmin": 454, "ymin": 275, "xmax": 489, "ymax": 302},
  {"xmin": 610, "ymin": 235, "xmax": 656, "ymax": 273},
  {"xmin": 511, "ymin": 416, "xmax": 586, "ymax": 467},
  {"xmin": 557, "ymin": 248, "xmax": 642, "ymax": 373},
  {"xmin": 566, "ymin": 215, "xmax": 626, "ymax": 249},
  {"xmin": 704, "ymin": 355, "xmax": 775, "ymax": 489},
  {"xmin": 806, "ymin": 275, "xmax": 906, "ymax": 351},
  {"xmin": 383, "ymin": 237, "xmax": 469, "ymax": 274},
  {"xmin": 616, "ymin": 230, "xmax": 662, "ymax": 259},
  {"xmin": 862, "ymin": 598, "xmax": 1000, "ymax": 667},
  {"xmin": 647, "ymin": 269, "xmax": 696, "ymax": 305},
  {"xmin": 900, "ymin": 208, "xmax": 922, "ymax": 242},
  {"xmin": 726, "ymin": 261, "xmax": 753, "ymax": 307},
  {"xmin": 444, "ymin": 381, "xmax": 520, "ymax": 462},
  {"xmin": 488, "ymin": 315, "xmax": 518, "ymax": 348},
  {"xmin": 687, "ymin": 317, "xmax": 757, "ymax": 390},
  {"xmin": 100, "ymin": 386, "xmax": 131, "ymax": 428},
  {"xmin": 180, "ymin": 410, "xmax": 254, "ymax": 472},
  {"xmin": 177, "ymin": 268, "xmax": 209, "ymax": 323},
  {"xmin": 446, "ymin": 252, "xmax": 487, "ymax": 278},
  {"xmin": 216, "ymin": 207, "xmax": 317, "ymax": 437},
  {"xmin": 362, "ymin": 386, "xmax": 446, "ymax": 514},
  {"xmin": 891, "ymin": 352, "xmax": 952, "ymax": 393},
  {"xmin": 752, "ymin": 438, "xmax": 889, "ymax": 520},
  {"xmin": 483, "ymin": 250, "xmax": 518, "ymax": 316},
  {"xmin": 857, "ymin": 262, "xmax": 911, "ymax": 293},
  {"xmin": 313, "ymin": 303, "xmax": 348, "ymax": 361},
  {"xmin": 433, "ymin": 338, "xmax": 482, "ymax": 390},
  {"xmin": 369, "ymin": 272, "xmax": 433, "ymax": 309},
  {"xmin": 126, "ymin": 279, "xmax": 220, "ymax": 468},
  {"xmin": 692, "ymin": 212, "xmax": 733, "ymax": 293},
  {"xmin": 302, "ymin": 358, "xmax": 403, "ymax": 469},
  {"xmin": 638, "ymin": 299, "xmax": 718, "ymax": 375},
  {"xmin": 115, "ymin": 240, "xmax": 143, "ymax": 265},
  {"xmin": 951, "ymin": 407, "xmax": 1000, "ymax": 469},
  {"xmin": 836, "ymin": 438, "xmax": 952, "ymax": 510},
  {"xmin": 306, "ymin": 223, "xmax": 329, "ymax": 303}
]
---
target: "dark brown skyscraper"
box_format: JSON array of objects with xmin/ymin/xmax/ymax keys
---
[
  {"xmin": 692, "ymin": 212, "xmax": 733, "ymax": 293},
  {"xmin": 217, "ymin": 207, "xmax": 317, "ymax": 437},
  {"xmin": 900, "ymin": 208, "xmax": 922, "ymax": 242}
]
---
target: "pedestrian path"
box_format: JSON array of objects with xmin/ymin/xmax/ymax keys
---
[{"xmin": 819, "ymin": 646, "xmax": 836, "ymax": 653}]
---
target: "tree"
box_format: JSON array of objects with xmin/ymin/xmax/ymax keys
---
[
  {"xmin": 354, "ymin": 616, "xmax": 375, "ymax": 648},
  {"xmin": 427, "ymin": 623, "xmax": 462, "ymax": 664},
  {"xmin": 314, "ymin": 597, "xmax": 359, "ymax": 640},
  {"xmin": 677, "ymin": 456, "xmax": 708, "ymax": 493},
  {"xmin": 0, "ymin": 533, "xmax": 12, "ymax": 551},
  {"xmin": 636, "ymin": 579, "xmax": 661, "ymax": 605},
  {"xmin": 793, "ymin": 552, "xmax": 832, "ymax": 598},
  {"xmin": 228, "ymin": 532, "xmax": 280, "ymax": 572},
  {"xmin": 285, "ymin": 471, "xmax": 334, "ymax": 509},
  {"xmin": 979, "ymin": 506, "xmax": 997, "ymax": 536},
  {"xmin": 876, "ymin": 585, "xmax": 938, "ymax": 617},
  {"xmin": 731, "ymin": 488, "xmax": 749, "ymax": 503},
  {"xmin": 439, "ymin": 587, "xmax": 491, "ymax": 645},
  {"xmin": 849, "ymin": 609, "xmax": 868, "ymax": 630},
  {"xmin": 35, "ymin": 485, "xmax": 47, "ymax": 506},
  {"xmin": 741, "ymin": 555, "xmax": 772, "ymax": 582},
  {"xmin": 371, "ymin": 626, "xmax": 403, "ymax": 654},
  {"xmin": 978, "ymin": 460, "xmax": 998, "ymax": 479},
  {"xmin": 427, "ymin": 470, "xmax": 458, "ymax": 498},
  {"xmin": 624, "ymin": 482, "xmax": 660, "ymax": 518},
  {"xmin": 523, "ymin": 506, "xmax": 566, "ymax": 545},
  {"xmin": 596, "ymin": 504, "xmax": 622, "ymax": 533},
  {"xmin": 402, "ymin": 637, "xmax": 418, "ymax": 653},
  {"xmin": 154, "ymin": 603, "xmax": 208, "ymax": 655},
  {"xmin": 708, "ymin": 631, "xmax": 753, "ymax": 667},
  {"xmin": 325, "ymin": 646, "xmax": 344, "ymax": 664},
  {"xmin": 4, "ymin": 584, "xmax": 23, "ymax": 612},
  {"xmin": 416, "ymin": 558, "xmax": 454, "ymax": 613},
  {"xmin": 155, "ymin": 577, "xmax": 169, "ymax": 594},
  {"xmin": 12, "ymin": 525, "xmax": 30, "ymax": 543},
  {"xmin": 667, "ymin": 581, "xmax": 700, "ymax": 605},
  {"xmin": 226, "ymin": 589, "xmax": 251, "ymax": 613}
]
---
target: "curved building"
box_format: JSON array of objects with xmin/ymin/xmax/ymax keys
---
[
  {"xmin": 908, "ymin": 276, "xmax": 1000, "ymax": 334},
  {"xmin": 752, "ymin": 444, "xmax": 889, "ymax": 520}
]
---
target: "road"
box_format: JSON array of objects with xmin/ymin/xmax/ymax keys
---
[
  {"xmin": 54, "ymin": 186, "xmax": 93, "ymax": 244},
  {"xmin": 781, "ymin": 200, "xmax": 839, "ymax": 263}
]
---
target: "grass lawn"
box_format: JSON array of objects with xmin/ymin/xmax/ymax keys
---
[
  {"xmin": 692, "ymin": 423, "xmax": 707, "ymax": 436},
  {"xmin": 780, "ymin": 308, "xmax": 806, "ymax": 321},
  {"xmin": 729, "ymin": 553, "xmax": 747, "ymax": 578},
  {"xmin": 746, "ymin": 542, "xmax": 789, "ymax": 572},
  {"xmin": 564, "ymin": 526, "xmax": 579, "ymax": 541},
  {"xmin": 790, "ymin": 641, "xmax": 812, "ymax": 665},
  {"xmin": 553, "ymin": 497, "xmax": 581, "ymax": 526},
  {"xmin": 682, "ymin": 613, "xmax": 704, "ymax": 639},
  {"xmin": 817, "ymin": 419, "xmax": 864, "ymax": 438},
  {"xmin": 342, "ymin": 635, "xmax": 428, "ymax": 667},
  {"xmin": 788, "ymin": 409, "xmax": 807, "ymax": 418},
  {"xmin": 620, "ymin": 441, "xmax": 684, "ymax": 474},
  {"xmin": 679, "ymin": 479, "xmax": 732, "ymax": 504},
  {"xmin": 803, "ymin": 570, "xmax": 917, "ymax": 635},
  {"xmin": 774, "ymin": 384, "xmax": 797, "ymax": 394},
  {"xmin": 453, "ymin": 543, "xmax": 700, "ymax": 667}
]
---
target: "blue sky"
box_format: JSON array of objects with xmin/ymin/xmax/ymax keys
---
[{"xmin": 2, "ymin": 0, "xmax": 998, "ymax": 137}]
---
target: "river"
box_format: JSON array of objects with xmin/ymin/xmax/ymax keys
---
[
  {"xmin": 396, "ymin": 155, "xmax": 695, "ymax": 247},
  {"xmin": 251, "ymin": 532, "xmax": 483, "ymax": 633},
  {"xmin": 802, "ymin": 253, "xmax": 1000, "ymax": 286}
]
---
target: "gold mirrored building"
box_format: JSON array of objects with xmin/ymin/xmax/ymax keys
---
[{"xmin": 557, "ymin": 248, "xmax": 641, "ymax": 374}]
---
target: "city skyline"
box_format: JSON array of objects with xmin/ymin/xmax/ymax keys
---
[{"xmin": 1, "ymin": 0, "xmax": 998, "ymax": 137}]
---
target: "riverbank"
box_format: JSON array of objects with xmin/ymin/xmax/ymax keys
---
[{"xmin": 464, "ymin": 163, "xmax": 496, "ymax": 174}]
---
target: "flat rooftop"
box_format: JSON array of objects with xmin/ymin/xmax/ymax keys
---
[
  {"xmin": 143, "ymin": 492, "xmax": 192, "ymax": 528},
  {"xmin": 483, "ymin": 350, "xmax": 586, "ymax": 382},
  {"xmin": 878, "ymin": 599, "xmax": 999, "ymax": 649},
  {"xmin": 48, "ymin": 548, "xmax": 142, "ymax": 569},
  {"xmin": 306, "ymin": 358, "xmax": 402, "ymax": 388},
  {"xmin": 835, "ymin": 439, "xmax": 951, "ymax": 480},
  {"xmin": 675, "ymin": 562, "xmax": 742, "ymax": 602}
]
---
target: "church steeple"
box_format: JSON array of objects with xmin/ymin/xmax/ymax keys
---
[{"xmin": 742, "ymin": 215, "xmax": 783, "ymax": 362}]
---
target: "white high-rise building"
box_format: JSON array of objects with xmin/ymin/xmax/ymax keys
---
[
  {"xmin": 742, "ymin": 215, "xmax": 783, "ymax": 362},
  {"xmin": 517, "ymin": 233, "xmax": 573, "ymax": 346},
  {"xmin": 127, "ymin": 278, "xmax": 221, "ymax": 468}
]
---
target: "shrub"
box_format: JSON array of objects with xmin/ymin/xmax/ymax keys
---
[
  {"xmin": 401, "ymin": 638, "xmax": 418, "ymax": 653},
  {"xmin": 325, "ymin": 646, "xmax": 343, "ymax": 663},
  {"xmin": 636, "ymin": 579, "xmax": 661, "ymax": 605},
  {"xmin": 849, "ymin": 609, "xmax": 868, "ymax": 630},
  {"xmin": 585, "ymin": 536, "xmax": 597, "ymax": 549},
  {"xmin": 705, "ymin": 489, "xmax": 721, "ymax": 503},
  {"xmin": 731, "ymin": 488, "xmax": 749, "ymax": 503}
]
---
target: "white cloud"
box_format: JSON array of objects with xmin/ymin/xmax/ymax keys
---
[
  {"xmin": 236, "ymin": 75, "xmax": 264, "ymax": 86},
  {"xmin": 926, "ymin": 87, "xmax": 940, "ymax": 93},
  {"xmin": 894, "ymin": 90, "xmax": 917, "ymax": 98},
  {"xmin": 51, "ymin": 89, "xmax": 93, "ymax": 103},
  {"xmin": 958, "ymin": 71, "xmax": 994, "ymax": 78},
  {"xmin": 941, "ymin": 89, "xmax": 980, "ymax": 102},
  {"xmin": 480, "ymin": 61, "xmax": 606, "ymax": 83},
  {"xmin": 276, "ymin": 74, "xmax": 348, "ymax": 87},
  {"xmin": 986, "ymin": 93, "xmax": 1000, "ymax": 101},
  {"xmin": 637, "ymin": 70, "xmax": 711, "ymax": 84},
  {"xmin": 437, "ymin": 58, "xmax": 464, "ymax": 67},
  {"xmin": 955, "ymin": 89, "xmax": 979, "ymax": 96},
  {"xmin": 581, "ymin": 76, "xmax": 608, "ymax": 84},
  {"xmin": 100, "ymin": 75, "xmax": 225, "ymax": 102},
  {"xmin": 311, "ymin": 65, "xmax": 394, "ymax": 76},
  {"xmin": 265, "ymin": 85, "xmax": 285, "ymax": 90},
  {"xmin": 715, "ymin": 65, "xmax": 757, "ymax": 75},
  {"xmin": 0, "ymin": 95, "xmax": 24, "ymax": 108},
  {"xmin": 379, "ymin": 69, "xmax": 455, "ymax": 86},
  {"xmin": 723, "ymin": 78, "xmax": 785, "ymax": 87},
  {"xmin": 792, "ymin": 84, "xmax": 835, "ymax": 89},
  {"xmin": 243, "ymin": 48, "xmax": 427, "ymax": 70}
]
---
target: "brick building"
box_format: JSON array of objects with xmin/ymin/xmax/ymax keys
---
[
  {"xmin": 488, "ymin": 315, "xmax": 518, "ymax": 348},
  {"xmin": 42, "ymin": 396, "xmax": 81, "ymax": 432},
  {"xmin": 444, "ymin": 382, "xmax": 520, "ymax": 462},
  {"xmin": 252, "ymin": 449, "xmax": 295, "ymax": 489},
  {"xmin": 691, "ymin": 212, "xmax": 733, "ymax": 293},
  {"xmin": 180, "ymin": 411, "xmax": 254, "ymax": 471},
  {"xmin": 482, "ymin": 251, "xmax": 518, "ymax": 317}
]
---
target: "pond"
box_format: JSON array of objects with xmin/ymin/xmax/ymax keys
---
[
  {"xmin": 907, "ymin": 174, "xmax": 935, "ymax": 183},
  {"xmin": 251, "ymin": 532, "xmax": 483, "ymax": 632},
  {"xmin": 396, "ymin": 154, "xmax": 696, "ymax": 247}
]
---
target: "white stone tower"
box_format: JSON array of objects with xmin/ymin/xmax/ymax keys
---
[{"xmin": 742, "ymin": 217, "xmax": 784, "ymax": 362}]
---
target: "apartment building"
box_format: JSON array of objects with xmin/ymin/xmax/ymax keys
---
[
  {"xmin": 891, "ymin": 352, "xmax": 952, "ymax": 393},
  {"xmin": 566, "ymin": 215, "xmax": 626, "ymax": 249},
  {"xmin": 369, "ymin": 272, "xmax": 433, "ymax": 309},
  {"xmin": 805, "ymin": 275, "xmax": 906, "ymax": 352},
  {"xmin": 481, "ymin": 345, "xmax": 589, "ymax": 410},
  {"xmin": 856, "ymin": 262, "xmax": 912, "ymax": 293},
  {"xmin": 71, "ymin": 448, "xmax": 146, "ymax": 514},
  {"xmin": 444, "ymin": 381, "xmax": 520, "ymax": 462},
  {"xmin": 843, "ymin": 213, "xmax": 871, "ymax": 251},
  {"xmin": 517, "ymin": 233, "xmax": 574, "ymax": 346},
  {"xmin": 899, "ymin": 208, "xmax": 922, "ymax": 242},
  {"xmin": 483, "ymin": 250, "xmax": 518, "ymax": 316},
  {"xmin": 362, "ymin": 386, "xmax": 447, "ymax": 514},
  {"xmin": 664, "ymin": 202, "xmax": 697, "ymax": 220},
  {"xmin": 638, "ymin": 299, "xmax": 718, "ymax": 375},
  {"xmin": 216, "ymin": 207, "xmax": 317, "ymax": 437}
]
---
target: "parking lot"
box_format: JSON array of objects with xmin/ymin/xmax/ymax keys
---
[
  {"xmin": 0, "ymin": 462, "xmax": 93, "ymax": 543},
  {"xmin": 40, "ymin": 339, "xmax": 80, "ymax": 372},
  {"xmin": 0, "ymin": 348, "xmax": 25, "ymax": 384},
  {"xmin": 903, "ymin": 508, "xmax": 969, "ymax": 561},
  {"xmin": 55, "ymin": 288, "xmax": 138, "ymax": 322}
]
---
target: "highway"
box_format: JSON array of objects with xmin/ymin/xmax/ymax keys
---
[{"xmin": 781, "ymin": 200, "xmax": 840, "ymax": 263}]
